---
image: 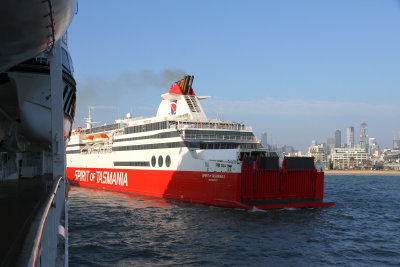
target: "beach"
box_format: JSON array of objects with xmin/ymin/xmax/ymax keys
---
[{"xmin": 325, "ymin": 170, "xmax": 400, "ymax": 175}]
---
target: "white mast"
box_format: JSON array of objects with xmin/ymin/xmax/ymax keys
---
[{"xmin": 85, "ymin": 106, "xmax": 93, "ymax": 129}]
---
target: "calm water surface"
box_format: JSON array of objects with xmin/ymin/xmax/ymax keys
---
[{"xmin": 68, "ymin": 175, "xmax": 400, "ymax": 266}]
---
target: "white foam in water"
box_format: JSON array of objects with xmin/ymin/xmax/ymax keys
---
[{"xmin": 249, "ymin": 206, "xmax": 267, "ymax": 212}]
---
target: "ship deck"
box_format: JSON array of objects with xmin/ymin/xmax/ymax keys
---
[{"xmin": 0, "ymin": 175, "xmax": 52, "ymax": 265}]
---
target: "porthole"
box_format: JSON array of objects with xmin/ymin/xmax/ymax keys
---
[
  {"xmin": 151, "ymin": 156, "xmax": 156, "ymax": 167},
  {"xmin": 166, "ymin": 155, "xmax": 171, "ymax": 167},
  {"xmin": 158, "ymin": 155, "xmax": 163, "ymax": 167}
]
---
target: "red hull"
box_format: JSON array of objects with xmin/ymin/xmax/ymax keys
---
[{"xmin": 66, "ymin": 167, "xmax": 334, "ymax": 210}]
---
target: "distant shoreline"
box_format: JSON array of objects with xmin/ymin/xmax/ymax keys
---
[{"xmin": 325, "ymin": 170, "xmax": 400, "ymax": 176}]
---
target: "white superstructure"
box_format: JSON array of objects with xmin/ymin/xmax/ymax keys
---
[{"xmin": 67, "ymin": 76, "xmax": 267, "ymax": 175}]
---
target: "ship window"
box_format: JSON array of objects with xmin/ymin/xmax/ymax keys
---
[
  {"xmin": 151, "ymin": 156, "xmax": 156, "ymax": 167},
  {"xmin": 112, "ymin": 141, "xmax": 186, "ymax": 151},
  {"xmin": 61, "ymin": 48, "xmax": 71, "ymax": 73},
  {"xmin": 67, "ymin": 52, "xmax": 74, "ymax": 73},
  {"xmin": 158, "ymin": 156, "xmax": 163, "ymax": 167},
  {"xmin": 114, "ymin": 161, "xmax": 150, "ymax": 167},
  {"xmin": 166, "ymin": 155, "xmax": 171, "ymax": 167}
]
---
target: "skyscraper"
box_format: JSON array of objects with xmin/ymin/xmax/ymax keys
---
[
  {"xmin": 347, "ymin": 126, "xmax": 354, "ymax": 148},
  {"xmin": 327, "ymin": 137, "xmax": 335, "ymax": 154},
  {"xmin": 261, "ymin": 132, "xmax": 268, "ymax": 148},
  {"xmin": 335, "ymin": 130, "xmax": 341, "ymax": 148},
  {"xmin": 359, "ymin": 122, "xmax": 368, "ymax": 151}
]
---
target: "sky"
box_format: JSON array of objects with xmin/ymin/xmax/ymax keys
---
[{"xmin": 67, "ymin": 0, "xmax": 400, "ymax": 152}]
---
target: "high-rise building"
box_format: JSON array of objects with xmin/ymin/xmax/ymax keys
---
[
  {"xmin": 359, "ymin": 122, "xmax": 368, "ymax": 151},
  {"xmin": 307, "ymin": 141, "xmax": 328, "ymax": 168},
  {"xmin": 347, "ymin": 126, "xmax": 354, "ymax": 148},
  {"xmin": 327, "ymin": 137, "xmax": 335, "ymax": 154},
  {"xmin": 311, "ymin": 139, "xmax": 317, "ymax": 146},
  {"xmin": 260, "ymin": 132, "xmax": 268, "ymax": 148},
  {"xmin": 369, "ymin": 138, "xmax": 376, "ymax": 145},
  {"xmin": 369, "ymin": 138, "xmax": 378, "ymax": 155},
  {"xmin": 335, "ymin": 130, "xmax": 341, "ymax": 148},
  {"xmin": 331, "ymin": 147, "xmax": 369, "ymax": 170}
]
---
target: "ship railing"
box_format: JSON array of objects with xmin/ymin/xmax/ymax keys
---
[
  {"xmin": 184, "ymin": 134, "xmax": 256, "ymax": 141},
  {"xmin": 173, "ymin": 121, "xmax": 252, "ymax": 131},
  {"xmin": 81, "ymin": 145, "xmax": 113, "ymax": 154},
  {"xmin": 20, "ymin": 176, "xmax": 67, "ymax": 267}
]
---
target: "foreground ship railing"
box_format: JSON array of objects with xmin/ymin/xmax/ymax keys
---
[{"xmin": 18, "ymin": 176, "xmax": 67, "ymax": 267}]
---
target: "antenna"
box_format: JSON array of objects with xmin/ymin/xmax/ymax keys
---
[
  {"xmin": 84, "ymin": 105, "xmax": 93, "ymax": 129},
  {"xmin": 83, "ymin": 105, "xmax": 118, "ymax": 128}
]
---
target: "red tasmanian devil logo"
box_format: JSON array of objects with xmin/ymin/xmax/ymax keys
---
[{"xmin": 170, "ymin": 100, "xmax": 177, "ymax": 115}]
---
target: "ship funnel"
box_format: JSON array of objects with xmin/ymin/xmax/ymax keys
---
[
  {"xmin": 182, "ymin": 75, "xmax": 189, "ymax": 94},
  {"xmin": 169, "ymin": 75, "xmax": 196, "ymax": 96},
  {"xmin": 189, "ymin": 76, "xmax": 194, "ymax": 95},
  {"xmin": 178, "ymin": 75, "xmax": 195, "ymax": 95}
]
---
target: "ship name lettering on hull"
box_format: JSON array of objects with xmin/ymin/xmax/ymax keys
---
[
  {"xmin": 202, "ymin": 173, "xmax": 226, "ymax": 181},
  {"xmin": 74, "ymin": 169, "xmax": 128, "ymax": 187}
]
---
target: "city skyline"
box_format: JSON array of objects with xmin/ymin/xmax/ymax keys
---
[
  {"xmin": 262, "ymin": 120, "xmax": 399, "ymax": 154},
  {"xmin": 68, "ymin": 1, "xmax": 400, "ymax": 152}
]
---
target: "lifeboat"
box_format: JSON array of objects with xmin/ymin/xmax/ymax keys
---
[
  {"xmin": 82, "ymin": 135, "xmax": 94, "ymax": 144},
  {"xmin": 93, "ymin": 133, "xmax": 108, "ymax": 143}
]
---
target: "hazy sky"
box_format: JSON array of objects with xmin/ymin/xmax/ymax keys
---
[{"xmin": 68, "ymin": 1, "xmax": 400, "ymax": 152}]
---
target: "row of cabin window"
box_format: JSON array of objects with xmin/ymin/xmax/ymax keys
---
[
  {"xmin": 113, "ymin": 141, "xmax": 185, "ymax": 151},
  {"xmin": 114, "ymin": 131, "xmax": 180, "ymax": 143},
  {"xmin": 185, "ymin": 142, "xmax": 258, "ymax": 150},
  {"xmin": 85, "ymin": 123, "xmax": 121, "ymax": 134},
  {"xmin": 113, "ymin": 161, "xmax": 150, "ymax": 167},
  {"xmin": 124, "ymin": 121, "xmax": 168, "ymax": 134},
  {"xmin": 68, "ymin": 141, "xmax": 259, "ymax": 153},
  {"xmin": 185, "ymin": 130, "xmax": 254, "ymax": 137},
  {"xmin": 170, "ymin": 121, "xmax": 245, "ymax": 128}
]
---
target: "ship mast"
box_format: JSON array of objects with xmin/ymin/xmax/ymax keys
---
[{"xmin": 85, "ymin": 106, "xmax": 93, "ymax": 129}]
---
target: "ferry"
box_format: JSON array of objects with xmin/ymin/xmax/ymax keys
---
[{"xmin": 66, "ymin": 76, "xmax": 334, "ymax": 210}]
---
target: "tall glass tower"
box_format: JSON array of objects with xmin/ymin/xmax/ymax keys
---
[
  {"xmin": 347, "ymin": 126, "xmax": 354, "ymax": 148},
  {"xmin": 335, "ymin": 130, "xmax": 341, "ymax": 148},
  {"xmin": 261, "ymin": 132, "xmax": 268, "ymax": 148},
  {"xmin": 359, "ymin": 122, "xmax": 368, "ymax": 151}
]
